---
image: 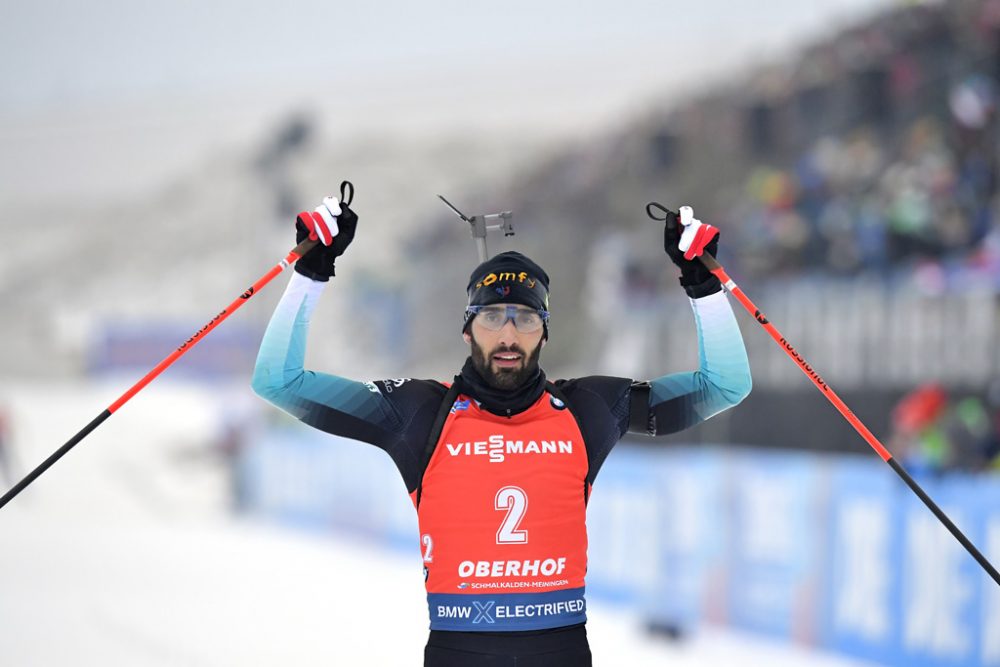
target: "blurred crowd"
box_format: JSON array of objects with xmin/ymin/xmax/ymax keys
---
[
  {"xmin": 725, "ymin": 106, "xmax": 1000, "ymax": 287},
  {"xmin": 656, "ymin": 1, "xmax": 1000, "ymax": 289},
  {"xmin": 712, "ymin": 2, "xmax": 1000, "ymax": 473},
  {"xmin": 889, "ymin": 382, "xmax": 1000, "ymax": 474}
]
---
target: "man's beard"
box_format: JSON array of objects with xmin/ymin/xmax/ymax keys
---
[{"xmin": 469, "ymin": 337, "xmax": 543, "ymax": 390}]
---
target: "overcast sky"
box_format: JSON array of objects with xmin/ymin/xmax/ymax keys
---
[
  {"xmin": 0, "ymin": 0, "xmax": 898, "ymax": 198},
  {"xmin": 2, "ymin": 0, "xmax": 897, "ymax": 111}
]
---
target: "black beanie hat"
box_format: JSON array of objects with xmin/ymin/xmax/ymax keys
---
[{"xmin": 464, "ymin": 251, "xmax": 550, "ymax": 336}]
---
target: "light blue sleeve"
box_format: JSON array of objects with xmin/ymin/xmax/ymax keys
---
[
  {"xmin": 647, "ymin": 289, "xmax": 752, "ymax": 434},
  {"xmin": 250, "ymin": 272, "xmax": 397, "ymax": 435}
]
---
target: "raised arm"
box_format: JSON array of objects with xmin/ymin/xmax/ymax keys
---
[
  {"xmin": 250, "ymin": 191, "xmax": 418, "ymax": 445},
  {"xmin": 251, "ymin": 271, "xmax": 399, "ymax": 436},
  {"xmin": 635, "ymin": 204, "xmax": 751, "ymax": 435}
]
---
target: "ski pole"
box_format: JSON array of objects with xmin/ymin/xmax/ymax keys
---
[
  {"xmin": 697, "ymin": 251, "xmax": 1000, "ymax": 587},
  {"xmin": 0, "ymin": 237, "xmax": 319, "ymax": 511}
]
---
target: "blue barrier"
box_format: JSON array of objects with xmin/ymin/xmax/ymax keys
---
[
  {"xmin": 893, "ymin": 474, "xmax": 1000, "ymax": 667},
  {"xmin": 726, "ymin": 450, "xmax": 825, "ymax": 642},
  {"xmin": 642, "ymin": 447, "xmax": 728, "ymax": 627},
  {"xmin": 242, "ymin": 430, "xmax": 1000, "ymax": 666},
  {"xmin": 822, "ymin": 458, "xmax": 901, "ymax": 665}
]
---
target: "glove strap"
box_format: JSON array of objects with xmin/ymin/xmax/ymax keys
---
[
  {"xmin": 294, "ymin": 262, "xmax": 333, "ymax": 282},
  {"xmin": 681, "ymin": 274, "xmax": 722, "ymax": 299}
]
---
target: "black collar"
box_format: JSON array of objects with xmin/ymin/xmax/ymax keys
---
[{"xmin": 457, "ymin": 357, "xmax": 547, "ymax": 417}]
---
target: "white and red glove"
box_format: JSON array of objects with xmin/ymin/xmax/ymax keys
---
[
  {"xmin": 647, "ymin": 201, "xmax": 723, "ymax": 298},
  {"xmin": 298, "ymin": 196, "xmax": 340, "ymax": 246},
  {"xmin": 677, "ymin": 206, "xmax": 720, "ymax": 260},
  {"xmin": 293, "ymin": 181, "xmax": 359, "ymax": 282}
]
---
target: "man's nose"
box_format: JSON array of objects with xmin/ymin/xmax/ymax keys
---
[{"xmin": 496, "ymin": 318, "xmax": 519, "ymax": 344}]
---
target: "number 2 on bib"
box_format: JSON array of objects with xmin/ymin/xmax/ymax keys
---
[
  {"xmin": 421, "ymin": 533, "xmax": 434, "ymax": 562},
  {"xmin": 495, "ymin": 486, "xmax": 528, "ymax": 544}
]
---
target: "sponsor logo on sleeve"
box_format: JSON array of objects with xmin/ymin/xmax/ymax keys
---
[{"xmin": 371, "ymin": 378, "xmax": 411, "ymax": 394}]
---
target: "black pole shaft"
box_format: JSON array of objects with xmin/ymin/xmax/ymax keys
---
[
  {"xmin": 887, "ymin": 457, "xmax": 1000, "ymax": 586},
  {"xmin": 0, "ymin": 410, "xmax": 111, "ymax": 510}
]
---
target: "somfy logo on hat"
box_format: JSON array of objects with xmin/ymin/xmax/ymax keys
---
[
  {"xmin": 464, "ymin": 251, "xmax": 551, "ymax": 335},
  {"xmin": 474, "ymin": 271, "xmax": 538, "ymax": 290}
]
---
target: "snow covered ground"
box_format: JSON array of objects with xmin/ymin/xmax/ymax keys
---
[{"xmin": 0, "ymin": 382, "xmax": 880, "ymax": 666}]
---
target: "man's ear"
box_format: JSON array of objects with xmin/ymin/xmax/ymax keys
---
[
  {"xmin": 541, "ymin": 338, "xmax": 547, "ymax": 348},
  {"xmin": 463, "ymin": 332, "xmax": 472, "ymax": 345}
]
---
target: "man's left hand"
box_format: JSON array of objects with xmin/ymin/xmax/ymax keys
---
[{"xmin": 660, "ymin": 205, "xmax": 722, "ymax": 298}]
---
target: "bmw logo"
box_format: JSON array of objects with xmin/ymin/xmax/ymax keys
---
[{"xmin": 550, "ymin": 396, "xmax": 566, "ymax": 410}]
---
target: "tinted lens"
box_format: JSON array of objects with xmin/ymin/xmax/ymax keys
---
[
  {"xmin": 473, "ymin": 306, "xmax": 544, "ymax": 333},
  {"xmin": 478, "ymin": 307, "xmax": 508, "ymax": 329},
  {"xmin": 513, "ymin": 310, "xmax": 543, "ymax": 332}
]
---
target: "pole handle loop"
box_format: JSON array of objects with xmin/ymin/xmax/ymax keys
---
[{"xmin": 340, "ymin": 180, "xmax": 354, "ymax": 206}]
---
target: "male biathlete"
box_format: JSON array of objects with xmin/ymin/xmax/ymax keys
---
[{"xmin": 251, "ymin": 189, "xmax": 752, "ymax": 666}]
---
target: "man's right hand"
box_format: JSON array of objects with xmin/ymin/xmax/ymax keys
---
[{"xmin": 294, "ymin": 182, "xmax": 358, "ymax": 282}]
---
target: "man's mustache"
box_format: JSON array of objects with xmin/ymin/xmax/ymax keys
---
[{"xmin": 490, "ymin": 345, "xmax": 526, "ymax": 356}]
